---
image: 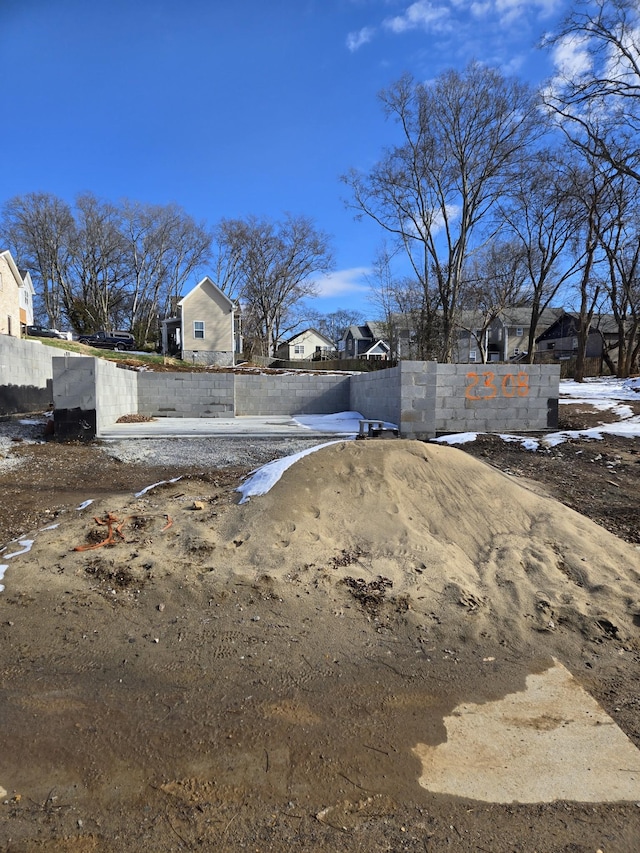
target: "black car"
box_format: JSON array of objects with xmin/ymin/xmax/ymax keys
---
[
  {"xmin": 78, "ymin": 331, "xmax": 135, "ymax": 351},
  {"xmin": 26, "ymin": 325, "xmax": 63, "ymax": 339}
]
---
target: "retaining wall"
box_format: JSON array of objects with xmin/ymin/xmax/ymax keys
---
[
  {"xmin": 52, "ymin": 356, "xmax": 139, "ymax": 440},
  {"xmin": 350, "ymin": 366, "xmax": 404, "ymax": 428},
  {"xmin": 138, "ymin": 372, "xmax": 234, "ymax": 417},
  {"xmin": 0, "ymin": 335, "xmax": 80, "ymax": 415},
  {"xmin": 235, "ymin": 373, "xmax": 351, "ymax": 416}
]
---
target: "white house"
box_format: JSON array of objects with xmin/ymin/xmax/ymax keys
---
[{"xmin": 276, "ymin": 328, "xmax": 335, "ymax": 361}]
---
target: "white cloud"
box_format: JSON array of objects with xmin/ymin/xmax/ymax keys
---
[
  {"xmin": 384, "ymin": 1, "xmax": 452, "ymax": 34},
  {"xmin": 315, "ymin": 267, "xmax": 371, "ymax": 297},
  {"xmin": 470, "ymin": 1, "xmax": 491, "ymax": 18},
  {"xmin": 346, "ymin": 25, "xmax": 376, "ymax": 51},
  {"xmin": 552, "ymin": 33, "xmax": 592, "ymax": 78}
]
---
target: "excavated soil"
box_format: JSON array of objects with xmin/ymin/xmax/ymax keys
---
[{"xmin": 1, "ymin": 404, "xmax": 639, "ymax": 852}]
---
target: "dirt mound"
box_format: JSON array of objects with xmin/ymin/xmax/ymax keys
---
[{"xmin": 218, "ymin": 440, "xmax": 640, "ymax": 646}]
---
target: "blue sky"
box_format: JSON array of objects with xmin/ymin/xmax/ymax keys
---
[{"xmin": 1, "ymin": 0, "xmax": 571, "ymax": 318}]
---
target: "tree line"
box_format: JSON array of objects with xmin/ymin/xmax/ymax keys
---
[
  {"xmin": 0, "ymin": 194, "xmax": 335, "ymax": 355},
  {"xmin": 344, "ymin": 0, "xmax": 640, "ymax": 378},
  {"xmin": 2, "ymin": 1, "xmax": 639, "ymax": 374}
]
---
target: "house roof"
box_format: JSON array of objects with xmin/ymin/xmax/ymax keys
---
[
  {"xmin": 0, "ymin": 250, "xmax": 27, "ymax": 290},
  {"xmin": 500, "ymin": 306, "xmax": 564, "ymax": 328},
  {"xmin": 363, "ymin": 339, "xmax": 391, "ymax": 356},
  {"xmin": 281, "ymin": 327, "xmax": 334, "ymax": 347},
  {"xmin": 536, "ymin": 312, "xmax": 621, "ymax": 342},
  {"xmin": 344, "ymin": 322, "xmax": 387, "ymax": 341},
  {"xmin": 178, "ymin": 276, "xmax": 235, "ymax": 309},
  {"xmin": 344, "ymin": 324, "xmax": 368, "ymax": 341},
  {"xmin": 18, "ymin": 268, "xmax": 35, "ymax": 295}
]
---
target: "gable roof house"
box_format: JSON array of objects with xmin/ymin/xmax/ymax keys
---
[
  {"xmin": 161, "ymin": 276, "xmax": 237, "ymax": 366},
  {"xmin": 535, "ymin": 312, "xmax": 620, "ymax": 366},
  {"xmin": 0, "ymin": 250, "xmax": 25, "ymax": 338},
  {"xmin": 453, "ymin": 307, "xmax": 565, "ymax": 364},
  {"xmin": 275, "ymin": 328, "xmax": 335, "ymax": 361},
  {"xmin": 341, "ymin": 322, "xmax": 392, "ymax": 361}
]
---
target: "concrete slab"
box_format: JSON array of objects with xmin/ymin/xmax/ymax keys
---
[
  {"xmin": 98, "ymin": 416, "xmax": 357, "ymax": 440},
  {"xmin": 413, "ymin": 660, "xmax": 640, "ymax": 803}
]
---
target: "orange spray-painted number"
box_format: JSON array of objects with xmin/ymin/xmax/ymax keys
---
[{"xmin": 466, "ymin": 371, "xmax": 530, "ymax": 401}]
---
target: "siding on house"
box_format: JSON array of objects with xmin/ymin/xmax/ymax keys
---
[
  {"xmin": 179, "ymin": 277, "xmax": 235, "ymax": 366},
  {"xmin": 0, "ymin": 250, "xmax": 23, "ymax": 338},
  {"xmin": 276, "ymin": 328, "xmax": 334, "ymax": 360}
]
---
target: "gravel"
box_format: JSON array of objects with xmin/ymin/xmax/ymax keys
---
[
  {"xmin": 99, "ymin": 436, "xmax": 333, "ymax": 468},
  {"xmin": 0, "ymin": 413, "xmax": 333, "ymax": 473}
]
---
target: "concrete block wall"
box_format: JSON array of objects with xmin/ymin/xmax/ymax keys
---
[
  {"xmin": 235, "ymin": 373, "xmax": 351, "ymax": 416},
  {"xmin": 52, "ymin": 355, "xmax": 140, "ymax": 438},
  {"xmin": 350, "ymin": 366, "xmax": 402, "ymax": 426},
  {"xmin": 41, "ymin": 356, "xmax": 560, "ymax": 439},
  {"xmin": 95, "ymin": 359, "xmax": 139, "ymax": 431},
  {"xmin": 0, "ymin": 335, "xmax": 79, "ymax": 415},
  {"xmin": 398, "ymin": 361, "xmax": 438, "ymax": 440},
  {"xmin": 434, "ymin": 364, "xmax": 560, "ymax": 434},
  {"xmin": 52, "ymin": 356, "xmax": 98, "ymax": 439},
  {"xmin": 138, "ymin": 371, "xmax": 234, "ymax": 417},
  {"xmin": 182, "ymin": 349, "xmax": 234, "ymax": 367}
]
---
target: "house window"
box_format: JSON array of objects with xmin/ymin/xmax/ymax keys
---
[
  {"xmin": 516, "ymin": 327, "xmax": 523, "ymax": 337},
  {"xmin": 194, "ymin": 321, "xmax": 205, "ymax": 339},
  {"xmin": 294, "ymin": 344, "xmax": 304, "ymax": 355},
  {"xmin": 469, "ymin": 349, "xmax": 477, "ymax": 362}
]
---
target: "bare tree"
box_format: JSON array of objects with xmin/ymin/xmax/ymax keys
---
[
  {"xmin": 343, "ymin": 63, "xmax": 540, "ymax": 361},
  {"xmin": 0, "ymin": 192, "xmax": 74, "ymax": 327},
  {"xmin": 307, "ymin": 308, "xmax": 364, "ymax": 352},
  {"xmin": 67, "ymin": 193, "xmax": 129, "ymax": 332},
  {"xmin": 592, "ymin": 170, "xmax": 640, "ymax": 376},
  {"xmin": 129, "ymin": 203, "xmax": 212, "ymax": 344},
  {"xmin": 542, "ymin": 0, "xmax": 640, "ymax": 183},
  {"xmin": 459, "ymin": 240, "xmax": 530, "ymax": 363},
  {"xmin": 495, "ymin": 149, "xmax": 585, "ymax": 362},
  {"xmin": 216, "ymin": 214, "xmax": 334, "ymax": 357},
  {"xmin": 211, "ymin": 218, "xmax": 248, "ymax": 300},
  {"xmin": 564, "ymin": 158, "xmax": 610, "ymax": 380}
]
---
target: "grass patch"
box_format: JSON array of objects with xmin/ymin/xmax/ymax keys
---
[{"xmin": 24, "ymin": 337, "xmax": 189, "ymax": 371}]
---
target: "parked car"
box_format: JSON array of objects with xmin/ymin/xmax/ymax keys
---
[
  {"xmin": 26, "ymin": 325, "xmax": 66, "ymax": 339},
  {"xmin": 77, "ymin": 331, "xmax": 135, "ymax": 351}
]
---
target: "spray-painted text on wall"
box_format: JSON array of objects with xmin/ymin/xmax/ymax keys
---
[{"xmin": 465, "ymin": 371, "xmax": 530, "ymax": 401}]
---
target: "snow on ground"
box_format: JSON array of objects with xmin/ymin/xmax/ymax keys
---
[
  {"xmin": 292, "ymin": 411, "xmax": 397, "ymax": 434},
  {"xmin": 236, "ymin": 440, "xmax": 348, "ymax": 504},
  {"xmin": 434, "ymin": 376, "xmax": 640, "ymax": 451},
  {"xmin": 241, "ymin": 380, "xmax": 640, "ymax": 498},
  {"xmin": 238, "ymin": 411, "xmax": 401, "ymax": 502}
]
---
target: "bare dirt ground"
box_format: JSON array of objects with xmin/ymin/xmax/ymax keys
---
[{"xmin": 1, "ymin": 404, "xmax": 639, "ymax": 852}]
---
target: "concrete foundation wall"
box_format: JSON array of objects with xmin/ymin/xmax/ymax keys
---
[
  {"xmin": 52, "ymin": 356, "xmax": 140, "ymax": 439},
  {"xmin": 350, "ymin": 366, "xmax": 402, "ymax": 426},
  {"xmin": 96, "ymin": 360, "xmax": 139, "ymax": 431},
  {"xmin": 182, "ymin": 350, "xmax": 234, "ymax": 367},
  {"xmin": 52, "ymin": 356, "xmax": 98, "ymax": 440},
  {"xmin": 398, "ymin": 361, "xmax": 438, "ymax": 440},
  {"xmin": 434, "ymin": 364, "xmax": 559, "ymax": 434},
  {"xmin": 236, "ymin": 373, "xmax": 351, "ymax": 416},
  {"xmin": 0, "ymin": 335, "xmax": 79, "ymax": 415},
  {"xmin": 138, "ymin": 372, "xmax": 234, "ymax": 417},
  {"xmin": 12, "ymin": 350, "xmax": 560, "ymax": 440}
]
